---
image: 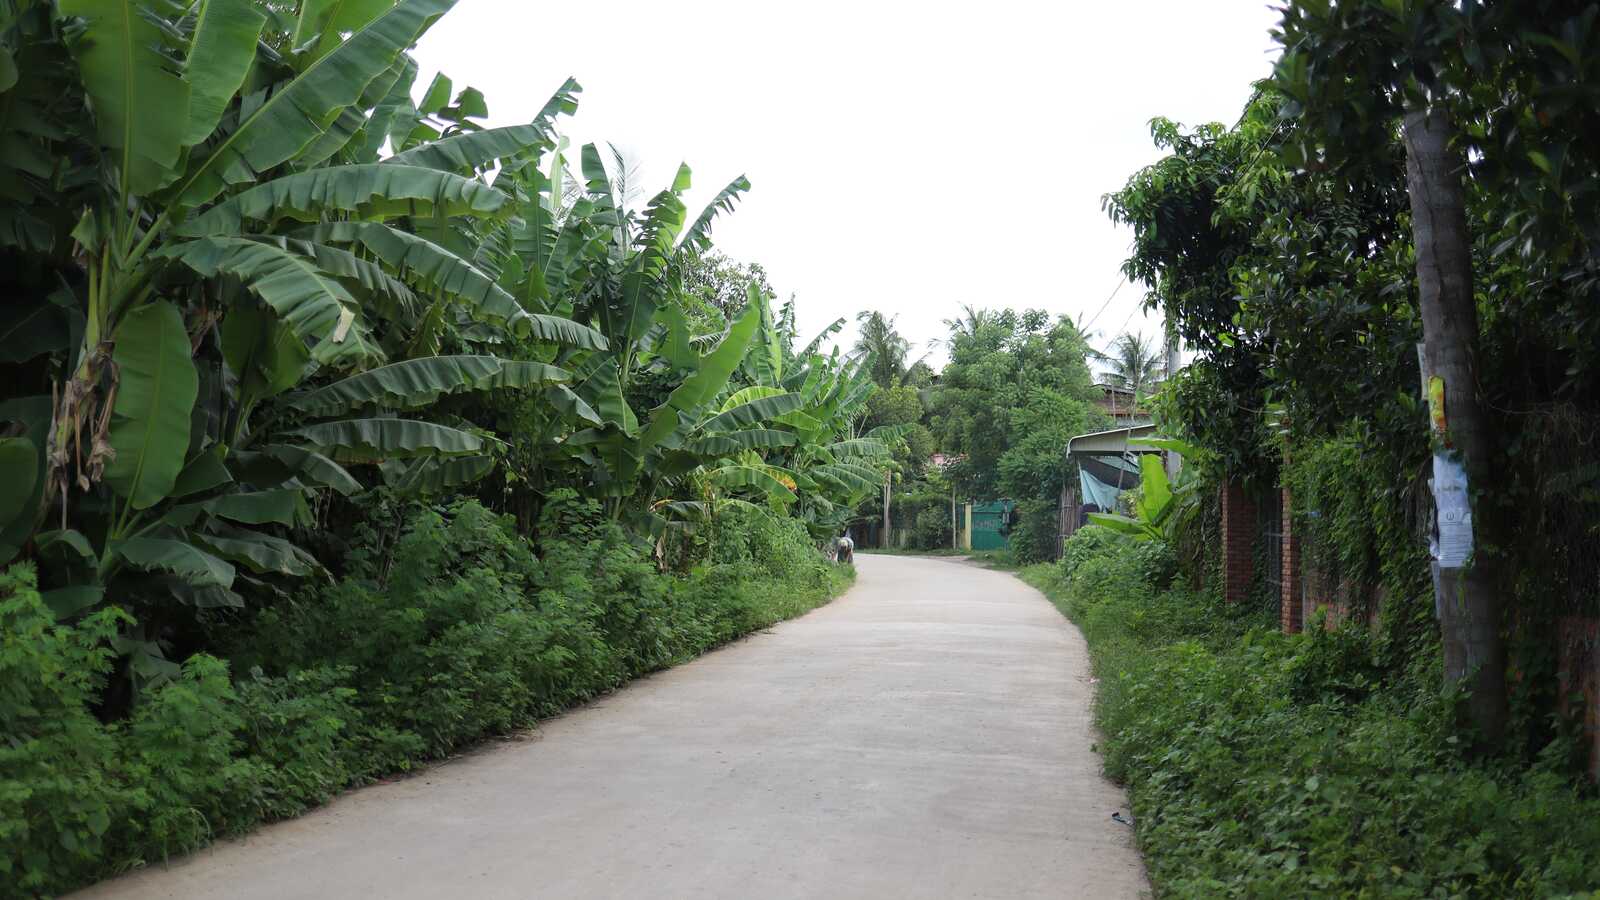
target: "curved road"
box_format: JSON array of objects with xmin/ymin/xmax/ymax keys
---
[{"xmin": 77, "ymin": 554, "xmax": 1148, "ymax": 899}]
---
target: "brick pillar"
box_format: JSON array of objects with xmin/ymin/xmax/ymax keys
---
[
  {"xmin": 1220, "ymin": 480, "xmax": 1257, "ymax": 603},
  {"xmin": 1281, "ymin": 486, "xmax": 1303, "ymax": 633}
]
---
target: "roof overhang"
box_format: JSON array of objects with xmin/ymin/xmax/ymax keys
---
[{"xmin": 1066, "ymin": 423, "xmax": 1162, "ymax": 457}]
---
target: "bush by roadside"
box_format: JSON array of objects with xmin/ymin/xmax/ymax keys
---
[
  {"xmin": 1, "ymin": 497, "xmax": 848, "ymax": 899},
  {"xmin": 1021, "ymin": 528, "xmax": 1600, "ymax": 898}
]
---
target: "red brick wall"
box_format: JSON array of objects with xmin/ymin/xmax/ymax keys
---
[
  {"xmin": 1281, "ymin": 486, "xmax": 1303, "ymax": 633},
  {"xmin": 1221, "ymin": 481, "xmax": 1257, "ymax": 603}
]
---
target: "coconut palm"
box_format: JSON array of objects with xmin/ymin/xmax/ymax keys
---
[
  {"xmin": 1097, "ymin": 332, "xmax": 1166, "ymax": 396},
  {"xmin": 854, "ymin": 311, "xmax": 911, "ymax": 387}
]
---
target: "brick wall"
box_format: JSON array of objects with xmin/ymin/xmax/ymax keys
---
[
  {"xmin": 1220, "ymin": 481, "xmax": 1257, "ymax": 603},
  {"xmin": 1281, "ymin": 486, "xmax": 1304, "ymax": 633}
]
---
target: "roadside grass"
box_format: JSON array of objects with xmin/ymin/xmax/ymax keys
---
[
  {"xmin": 4, "ymin": 501, "xmax": 852, "ymax": 898},
  {"xmin": 1018, "ymin": 531, "xmax": 1600, "ymax": 899}
]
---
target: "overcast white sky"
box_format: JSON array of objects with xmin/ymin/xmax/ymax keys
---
[{"xmin": 413, "ymin": 1, "xmax": 1283, "ymax": 365}]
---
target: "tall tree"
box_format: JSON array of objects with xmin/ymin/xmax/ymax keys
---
[
  {"xmin": 1274, "ymin": 0, "xmax": 1509, "ymax": 746},
  {"xmin": 854, "ymin": 310, "xmax": 912, "ymax": 388},
  {"xmin": 1097, "ymin": 332, "xmax": 1166, "ymax": 396}
]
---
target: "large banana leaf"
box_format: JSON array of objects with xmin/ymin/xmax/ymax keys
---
[
  {"xmin": 105, "ymin": 302, "xmax": 198, "ymax": 510},
  {"xmin": 611, "ymin": 166, "xmax": 691, "ymax": 345},
  {"xmin": 292, "ymin": 0, "xmax": 397, "ymax": 66},
  {"xmin": 0, "ymin": 300, "xmax": 72, "ymax": 364},
  {"xmin": 573, "ymin": 358, "xmax": 637, "ymax": 434},
  {"xmin": 545, "ymin": 385, "xmax": 602, "ymax": 426},
  {"xmin": 827, "ymin": 438, "xmax": 892, "ymax": 459},
  {"xmin": 1085, "ymin": 511, "xmax": 1157, "ymax": 541},
  {"xmin": 171, "ymin": 448, "xmax": 233, "ymax": 498},
  {"xmin": 702, "ymin": 392, "xmax": 804, "ymax": 433},
  {"xmin": 388, "ymin": 454, "xmax": 493, "ymax": 494},
  {"xmin": 290, "ymin": 355, "xmax": 505, "ymax": 416},
  {"xmin": 289, "ymin": 418, "xmax": 484, "ymax": 462},
  {"xmin": 750, "ymin": 289, "xmax": 783, "ymax": 386},
  {"xmin": 352, "ymin": 56, "xmax": 419, "ymax": 162},
  {"xmin": 806, "ymin": 462, "xmax": 882, "ymax": 496},
  {"xmin": 183, "ymin": 0, "xmax": 267, "ymax": 145},
  {"xmin": 636, "ymin": 287, "xmax": 762, "ymax": 457},
  {"xmin": 192, "ymin": 530, "xmax": 317, "ymax": 577},
  {"xmin": 220, "ymin": 300, "xmax": 311, "ymax": 402},
  {"xmin": 178, "ymin": 164, "xmax": 511, "ymax": 235},
  {"xmin": 115, "ymin": 536, "xmax": 235, "ymax": 587},
  {"xmin": 797, "ymin": 317, "xmax": 846, "ymax": 361},
  {"xmin": 0, "ymin": 397, "xmax": 50, "ymax": 564},
  {"xmin": 708, "ymin": 464, "xmax": 796, "ymax": 505},
  {"xmin": 294, "ymin": 57, "xmax": 410, "ymax": 170},
  {"xmin": 170, "ymin": 0, "xmax": 454, "ymax": 207},
  {"xmin": 204, "ymin": 489, "xmax": 307, "ymax": 526},
  {"xmin": 473, "ymin": 361, "xmax": 570, "ymax": 390},
  {"xmin": 239, "ymin": 444, "xmax": 362, "ymax": 495},
  {"xmin": 677, "ymin": 174, "xmax": 750, "ymax": 257},
  {"xmin": 688, "ymin": 430, "xmax": 795, "ymax": 456},
  {"xmin": 159, "ymin": 237, "xmax": 357, "ymax": 352},
  {"xmin": 57, "ymin": 0, "xmax": 192, "ymax": 195},
  {"xmin": 297, "ymin": 222, "xmax": 606, "ymax": 345},
  {"xmin": 0, "ymin": 437, "xmax": 38, "ymax": 528},
  {"xmin": 385, "ymin": 124, "xmax": 551, "ymax": 172}
]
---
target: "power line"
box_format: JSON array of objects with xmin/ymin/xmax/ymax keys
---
[{"xmin": 1079, "ymin": 275, "xmax": 1126, "ymax": 334}]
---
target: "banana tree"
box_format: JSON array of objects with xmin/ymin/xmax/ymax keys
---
[
  {"xmin": 1086, "ymin": 439, "xmax": 1199, "ymax": 542},
  {"xmin": 0, "ymin": 0, "xmax": 611, "ymax": 688}
]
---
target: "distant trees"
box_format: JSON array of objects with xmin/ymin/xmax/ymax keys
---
[
  {"xmin": 1096, "ymin": 332, "xmax": 1166, "ymax": 397},
  {"xmin": 930, "ymin": 309, "xmax": 1106, "ymax": 503}
]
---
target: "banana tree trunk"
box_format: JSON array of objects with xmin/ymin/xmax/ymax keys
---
[{"xmin": 1402, "ymin": 105, "xmax": 1506, "ymax": 747}]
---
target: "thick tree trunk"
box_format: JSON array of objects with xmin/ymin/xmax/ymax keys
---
[{"xmin": 1402, "ymin": 106, "xmax": 1507, "ymax": 746}]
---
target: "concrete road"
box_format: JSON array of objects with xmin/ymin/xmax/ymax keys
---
[{"xmin": 76, "ymin": 554, "xmax": 1148, "ymax": 900}]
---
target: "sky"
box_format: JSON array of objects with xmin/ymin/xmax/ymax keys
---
[{"xmin": 412, "ymin": 1, "xmax": 1284, "ymax": 368}]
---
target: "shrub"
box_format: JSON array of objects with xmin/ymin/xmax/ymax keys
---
[
  {"xmin": 1022, "ymin": 537, "xmax": 1600, "ymax": 898},
  {"xmin": 0, "ymin": 566, "xmax": 125, "ymax": 894},
  {"xmin": 3, "ymin": 499, "xmax": 848, "ymax": 898},
  {"xmin": 998, "ymin": 498, "xmax": 1055, "ymax": 564}
]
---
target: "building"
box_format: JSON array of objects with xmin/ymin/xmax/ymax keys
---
[{"xmin": 1093, "ymin": 383, "xmax": 1152, "ymax": 424}]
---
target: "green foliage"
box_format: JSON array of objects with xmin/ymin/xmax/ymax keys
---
[
  {"xmin": 931, "ymin": 308, "xmax": 1107, "ymax": 502},
  {"xmin": 1005, "ymin": 498, "xmax": 1061, "ymax": 566},
  {"xmin": 1023, "ymin": 533, "xmax": 1600, "ymax": 898},
  {"xmin": 1, "ymin": 498, "xmax": 848, "ymax": 897}
]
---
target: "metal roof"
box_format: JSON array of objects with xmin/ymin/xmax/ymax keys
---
[{"xmin": 1065, "ymin": 423, "xmax": 1162, "ymax": 456}]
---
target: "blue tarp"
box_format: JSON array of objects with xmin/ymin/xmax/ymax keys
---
[{"xmin": 1080, "ymin": 466, "xmax": 1127, "ymax": 511}]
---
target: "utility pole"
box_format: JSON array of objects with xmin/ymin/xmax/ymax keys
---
[
  {"xmin": 1163, "ymin": 315, "xmax": 1182, "ymax": 480},
  {"xmin": 882, "ymin": 473, "xmax": 892, "ymax": 550},
  {"xmin": 1403, "ymin": 105, "xmax": 1505, "ymax": 747},
  {"xmin": 950, "ymin": 482, "xmax": 957, "ymax": 550}
]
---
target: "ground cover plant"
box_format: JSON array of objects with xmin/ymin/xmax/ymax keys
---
[{"xmin": 1023, "ymin": 529, "xmax": 1600, "ymax": 898}]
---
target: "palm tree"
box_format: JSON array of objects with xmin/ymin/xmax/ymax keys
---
[
  {"xmin": 854, "ymin": 310, "xmax": 911, "ymax": 387},
  {"xmin": 937, "ymin": 303, "xmax": 992, "ymax": 348},
  {"xmin": 1097, "ymin": 332, "xmax": 1165, "ymax": 396}
]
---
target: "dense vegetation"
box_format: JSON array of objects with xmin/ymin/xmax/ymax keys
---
[
  {"xmin": 1106, "ymin": 0, "xmax": 1600, "ymax": 749},
  {"xmin": 848, "ymin": 306, "xmax": 1113, "ymax": 562},
  {"xmin": 0, "ymin": 1, "xmax": 879, "ymax": 894},
  {"xmin": 1051, "ymin": 0, "xmax": 1600, "ymax": 893},
  {"xmin": 1025, "ymin": 533, "xmax": 1600, "ymax": 897}
]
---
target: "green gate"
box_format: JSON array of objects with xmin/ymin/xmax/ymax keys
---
[{"xmin": 970, "ymin": 500, "xmax": 1013, "ymax": 551}]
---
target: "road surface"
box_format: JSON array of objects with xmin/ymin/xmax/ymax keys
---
[{"xmin": 76, "ymin": 554, "xmax": 1148, "ymax": 899}]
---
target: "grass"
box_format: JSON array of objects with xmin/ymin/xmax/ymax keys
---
[{"xmin": 1013, "ymin": 533, "xmax": 1600, "ymax": 899}]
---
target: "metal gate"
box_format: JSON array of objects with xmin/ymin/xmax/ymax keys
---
[{"xmin": 1260, "ymin": 493, "xmax": 1283, "ymax": 599}]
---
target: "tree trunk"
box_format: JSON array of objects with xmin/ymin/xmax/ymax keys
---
[
  {"xmin": 1402, "ymin": 105, "xmax": 1506, "ymax": 747},
  {"xmin": 882, "ymin": 476, "xmax": 892, "ymax": 549}
]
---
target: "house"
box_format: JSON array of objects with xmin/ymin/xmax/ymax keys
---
[{"xmin": 1093, "ymin": 383, "xmax": 1152, "ymax": 424}]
